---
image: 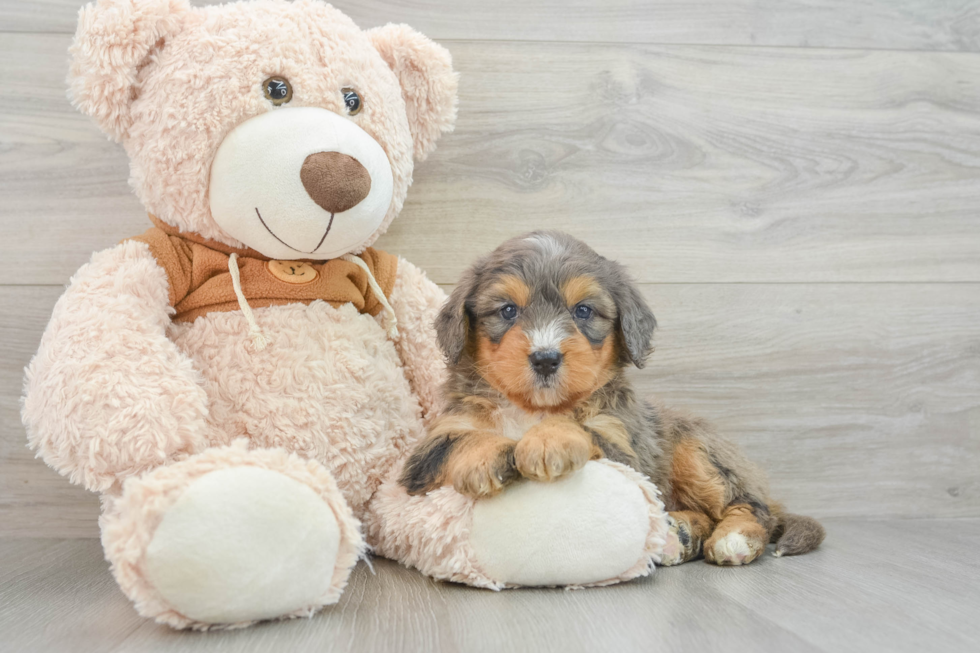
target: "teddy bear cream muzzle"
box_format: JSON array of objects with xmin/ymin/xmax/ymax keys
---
[{"xmin": 208, "ymin": 107, "xmax": 394, "ymax": 261}]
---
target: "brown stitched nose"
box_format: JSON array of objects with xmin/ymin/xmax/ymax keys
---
[{"xmin": 300, "ymin": 151, "xmax": 372, "ymax": 214}]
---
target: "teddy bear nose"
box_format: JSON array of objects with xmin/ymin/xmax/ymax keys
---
[{"xmin": 300, "ymin": 151, "xmax": 372, "ymax": 214}]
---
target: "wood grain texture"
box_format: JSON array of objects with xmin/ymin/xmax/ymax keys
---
[
  {"xmin": 3, "ymin": 282, "xmax": 977, "ymax": 537},
  {"xmin": 0, "ymin": 286, "xmax": 102, "ymax": 538},
  {"xmin": 2, "ymin": 521, "xmax": 979, "ymax": 652},
  {"xmin": 4, "ymin": 35, "xmax": 980, "ymax": 284},
  {"xmin": 2, "ymin": 0, "xmax": 979, "ymax": 52}
]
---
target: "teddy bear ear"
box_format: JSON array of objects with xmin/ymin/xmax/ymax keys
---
[
  {"xmin": 68, "ymin": 0, "xmax": 189, "ymax": 142},
  {"xmin": 367, "ymin": 24, "xmax": 459, "ymax": 161}
]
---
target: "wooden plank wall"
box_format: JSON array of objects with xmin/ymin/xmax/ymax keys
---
[{"xmin": 1, "ymin": 1, "xmax": 978, "ymax": 537}]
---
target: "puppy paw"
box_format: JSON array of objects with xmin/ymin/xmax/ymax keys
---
[
  {"xmin": 704, "ymin": 531, "xmax": 764, "ymax": 566},
  {"xmin": 450, "ymin": 439, "xmax": 518, "ymax": 499},
  {"xmin": 660, "ymin": 515, "xmax": 700, "ymax": 566},
  {"xmin": 514, "ymin": 417, "xmax": 592, "ymax": 482}
]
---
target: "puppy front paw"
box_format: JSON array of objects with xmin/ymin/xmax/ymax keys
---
[
  {"xmin": 449, "ymin": 438, "xmax": 519, "ymax": 499},
  {"xmin": 514, "ymin": 417, "xmax": 592, "ymax": 482}
]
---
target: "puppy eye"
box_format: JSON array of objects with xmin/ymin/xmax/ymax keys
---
[
  {"xmin": 574, "ymin": 304, "xmax": 593, "ymax": 320},
  {"xmin": 263, "ymin": 77, "xmax": 292, "ymax": 106},
  {"xmin": 341, "ymin": 87, "xmax": 362, "ymax": 115},
  {"xmin": 499, "ymin": 304, "xmax": 519, "ymax": 320}
]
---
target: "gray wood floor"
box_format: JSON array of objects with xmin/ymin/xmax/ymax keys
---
[
  {"xmin": 2, "ymin": 0, "xmax": 979, "ymax": 650},
  {"xmin": 2, "ymin": 519, "xmax": 979, "ymax": 653}
]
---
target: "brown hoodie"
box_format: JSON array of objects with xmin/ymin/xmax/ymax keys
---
[{"xmin": 128, "ymin": 216, "xmax": 397, "ymax": 323}]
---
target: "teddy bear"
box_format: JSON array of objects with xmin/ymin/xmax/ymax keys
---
[{"xmin": 22, "ymin": 0, "xmax": 668, "ymax": 630}]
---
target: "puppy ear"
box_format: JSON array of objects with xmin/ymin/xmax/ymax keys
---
[
  {"xmin": 68, "ymin": 0, "xmax": 189, "ymax": 142},
  {"xmin": 612, "ymin": 269, "xmax": 657, "ymax": 369},
  {"xmin": 435, "ymin": 265, "xmax": 480, "ymax": 365},
  {"xmin": 367, "ymin": 24, "xmax": 459, "ymax": 161}
]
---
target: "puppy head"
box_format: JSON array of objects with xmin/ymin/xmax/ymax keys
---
[{"xmin": 437, "ymin": 231, "xmax": 656, "ymax": 411}]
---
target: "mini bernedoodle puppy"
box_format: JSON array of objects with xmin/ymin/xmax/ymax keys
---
[{"xmin": 401, "ymin": 232, "xmax": 824, "ymax": 565}]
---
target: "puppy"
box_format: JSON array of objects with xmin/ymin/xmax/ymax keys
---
[{"xmin": 401, "ymin": 231, "xmax": 824, "ymax": 565}]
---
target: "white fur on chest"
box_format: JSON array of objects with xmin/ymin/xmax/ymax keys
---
[{"xmin": 495, "ymin": 403, "xmax": 546, "ymax": 441}]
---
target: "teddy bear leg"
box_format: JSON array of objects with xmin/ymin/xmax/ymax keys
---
[
  {"xmin": 367, "ymin": 459, "xmax": 669, "ymax": 589},
  {"xmin": 100, "ymin": 442, "xmax": 364, "ymax": 629}
]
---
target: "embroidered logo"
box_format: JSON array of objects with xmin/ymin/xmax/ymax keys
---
[{"xmin": 267, "ymin": 260, "xmax": 318, "ymax": 284}]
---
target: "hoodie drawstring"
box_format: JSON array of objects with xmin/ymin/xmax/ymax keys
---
[
  {"xmin": 341, "ymin": 254, "xmax": 399, "ymax": 339},
  {"xmin": 228, "ymin": 253, "xmax": 269, "ymax": 351}
]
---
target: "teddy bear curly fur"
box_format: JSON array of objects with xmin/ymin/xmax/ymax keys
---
[{"xmin": 22, "ymin": 0, "xmax": 668, "ymax": 630}]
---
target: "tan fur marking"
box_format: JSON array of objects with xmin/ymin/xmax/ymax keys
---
[
  {"xmin": 513, "ymin": 415, "xmax": 592, "ymax": 482},
  {"xmin": 562, "ymin": 275, "xmax": 601, "ymax": 307},
  {"xmin": 557, "ymin": 331, "xmax": 618, "ymax": 410},
  {"xmin": 476, "ymin": 328, "xmax": 538, "ymax": 410},
  {"xmin": 670, "ymin": 438, "xmax": 729, "ymax": 521},
  {"xmin": 427, "ymin": 413, "xmax": 483, "ymax": 439},
  {"xmin": 491, "ymin": 274, "xmax": 531, "ymax": 307},
  {"xmin": 460, "ymin": 395, "xmax": 498, "ymax": 413},
  {"xmin": 581, "ymin": 412, "xmax": 636, "ymax": 459}
]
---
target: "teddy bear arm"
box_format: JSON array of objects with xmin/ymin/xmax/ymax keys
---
[
  {"xmin": 22, "ymin": 240, "xmax": 209, "ymax": 492},
  {"xmin": 386, "ymin": 258, "xmax": 448, "ymax": 423}
]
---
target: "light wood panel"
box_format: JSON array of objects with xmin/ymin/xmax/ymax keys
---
[
  {"xmin": 637, "ymin": 282, "xmax": 980, "ymax": 520},
  {"xmin": 3, "ymin": 282, "xmax": 977, "ymax": 537},
  {"xmin": 2, "ymin": 521, "xmax": 980, "ymax": 652},
  {"xmin": 0, "ymin": 286, "xmax": 103, "ymax": 538},
  {"xmin": 4, "ymin": 35, "xmax": 980, "ymax": 284},
  {"xmin": 3, "ymin": 0, "xmax": 979, "ymax": 53}
]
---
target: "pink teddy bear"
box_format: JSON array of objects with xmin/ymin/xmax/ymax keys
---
[{"xmin": 23, "ymin": 0, "xmax": 667, "ymax": 629}]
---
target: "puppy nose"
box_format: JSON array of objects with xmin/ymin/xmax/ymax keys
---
[
  {"xmin": 529, "ymin": 350, "xmax": 563, "ymax": 377},
  {"xmin": 300, "ymin": 151, "xmax": 372, "ymax": 214}
]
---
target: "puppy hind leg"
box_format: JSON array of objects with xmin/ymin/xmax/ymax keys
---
[
  {"xmin": 667, "ymin": 437, "xmax": 774, "ymax": 566},
  {"xmin": 664, "ymin": 437, "xmax": 727, "ymax": 567},
  {"xmin": 661, "ymin": 510, "xmax": 713, "ymax": 566},
  {"xmin": 704, "ymin": 502, "xmax": 772, "ymax": 566}
]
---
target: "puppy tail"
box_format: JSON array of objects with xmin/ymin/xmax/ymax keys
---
[{"xmin": 769, "ymin": 503, "xmax": 826, "ymax": 557}]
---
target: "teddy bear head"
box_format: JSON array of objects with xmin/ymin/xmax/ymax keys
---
[{"xmin": 69, "ymin": 0, "xmax": 457, "ymax": 259}]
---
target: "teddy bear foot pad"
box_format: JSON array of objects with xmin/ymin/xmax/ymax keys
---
[
  {"xmin": 469, "ymin": 462, "xmax": 655, "ymax": 587},
  {"xmin": 101, "ymin": 445, "xmax": 364, "ymax": 629},
  {"xmin": 144, "ymin": 467, "xmax": 341, "ymax": 624}
]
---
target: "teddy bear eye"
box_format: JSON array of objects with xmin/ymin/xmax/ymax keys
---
[
  {"xmin": 263, "ymin": 77, "xmax": 292, "ymax": 106},
  {"xmin": 341, "ymin": 87, "xmax": 362, "ymax": 115}
]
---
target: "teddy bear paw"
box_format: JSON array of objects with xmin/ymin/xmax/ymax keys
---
[{"xmin": 142, "ymin": 466, "xmax": 343, "ymax": 625}]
